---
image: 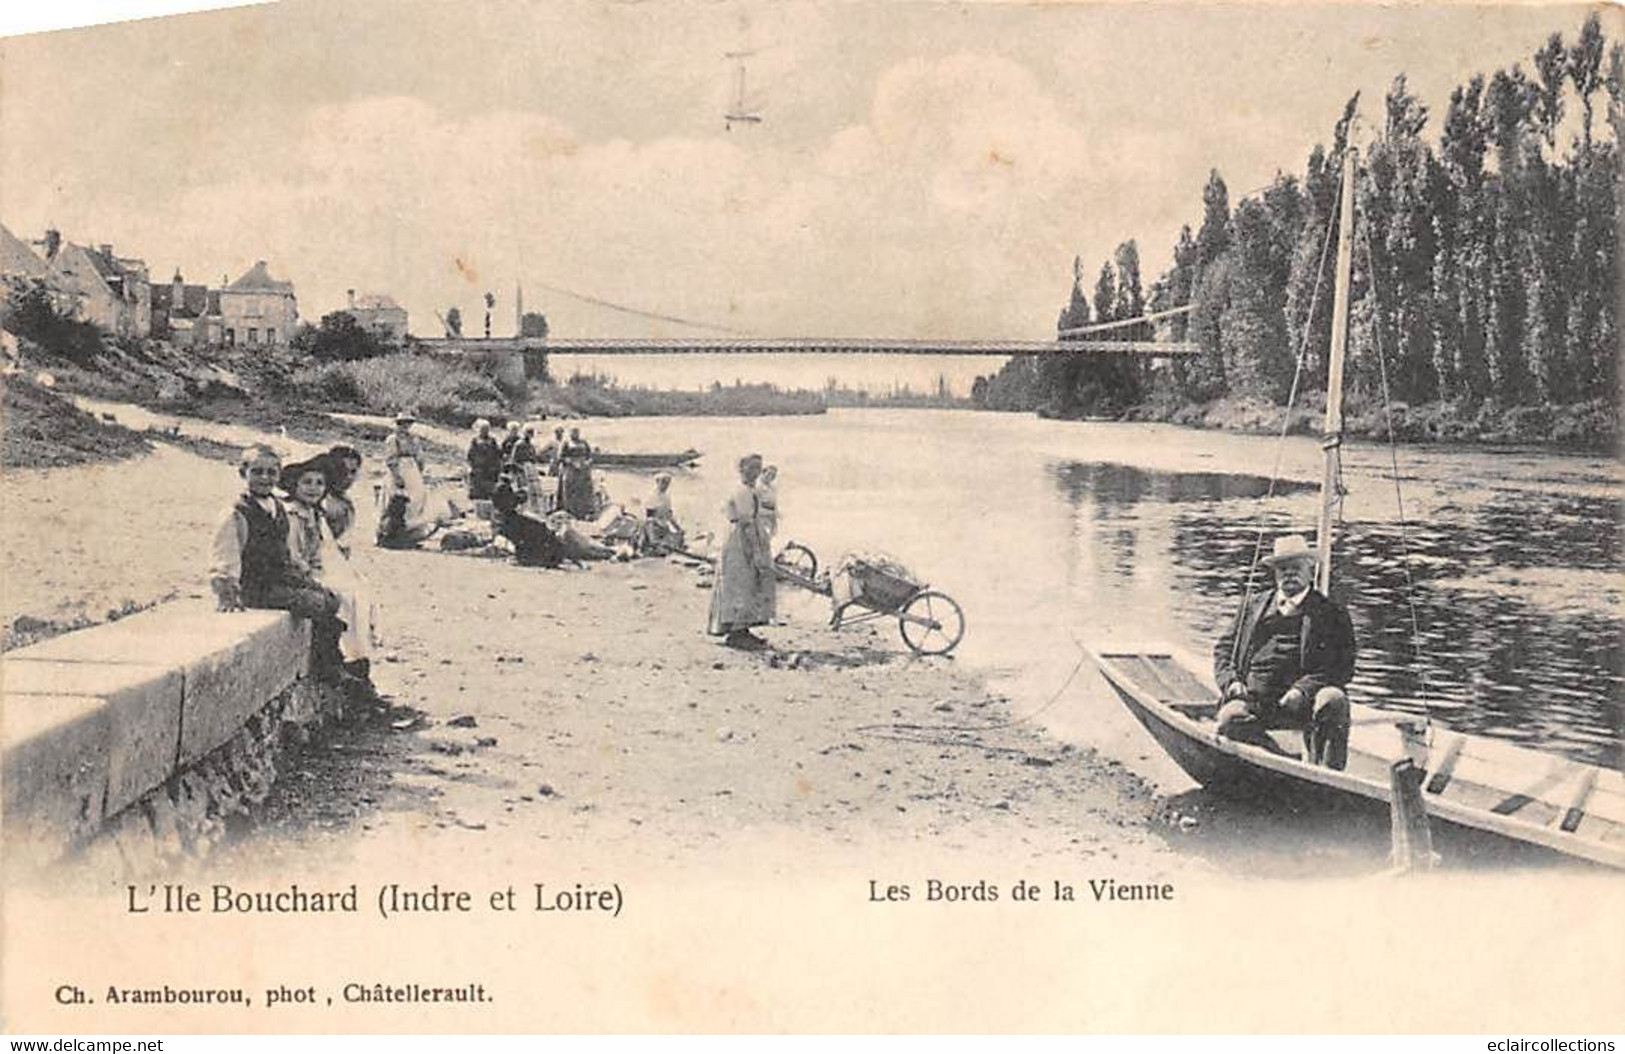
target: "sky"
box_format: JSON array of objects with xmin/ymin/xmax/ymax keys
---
[{"xmin": 0, "ymin": 0, "xmax": 1613, "ymax": 392}]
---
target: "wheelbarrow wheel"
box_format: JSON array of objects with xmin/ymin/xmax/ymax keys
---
[
  {"xmin": 898, "ymin": 590, "xmax": 965, "ymax": 656},
  {"xmin": 777, "ymin": 541, "xmax": 818, "ymax": 578}
]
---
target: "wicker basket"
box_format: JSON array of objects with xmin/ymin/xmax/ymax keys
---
[{"xmin": 844, "ymin": 559, "xmax": 921, "ymax": 611}]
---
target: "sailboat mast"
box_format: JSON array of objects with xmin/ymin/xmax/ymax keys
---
[{"xmin": 1316, "ymin": 146, "xmax": 1357, "ymax": 595}]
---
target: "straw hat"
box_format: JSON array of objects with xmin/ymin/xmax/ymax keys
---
[
  {"xmin": 1261, "ymin": 534, "xmax": 1316, "ymax": 566},
  {"xmin": 278, "ymin": 454, "xmax": 330, "ymax": 495}
]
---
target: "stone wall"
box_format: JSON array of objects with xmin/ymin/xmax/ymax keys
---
[{"xmin": 2, "ymin": 601, "xmax": 341, "ymax": 876}]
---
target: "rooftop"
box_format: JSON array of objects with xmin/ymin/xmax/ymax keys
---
[
  {"xmin": 0, "ymin": 224, "xmax": 47, "ymax": 278},
  {"xmin": 227, "ymin": 260, "xmax": 294, "ymax": 294}
]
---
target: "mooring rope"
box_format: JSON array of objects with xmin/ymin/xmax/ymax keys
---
[{"xmin": 851, "ymin": 631, "xmax": 1092, "ymax": 753}]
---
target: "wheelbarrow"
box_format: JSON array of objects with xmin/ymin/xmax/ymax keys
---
[{"xmin": 773, "ymin": 542, "xmax": 965, "ymax": 657}]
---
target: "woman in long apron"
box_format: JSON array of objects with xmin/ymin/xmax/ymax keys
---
[
  {"xmin": 707, "ymin": 453, "xmax": 776, "ymax": 650},
  {"xmin": 380, "ymin": 409, "xmax": 435, "ymax": 544},
  {"xmin": 558, "ymin": 428, "xmax": 597, "ymax": 519}
]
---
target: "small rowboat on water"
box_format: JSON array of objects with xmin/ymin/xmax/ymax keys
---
[
  {"xmin": 1089, "ymin": 143, "xmax": 1625, "ymax": 871},
  {"xmin": 593, "ymin": 448, "xmax": 701, "ymax": 469},
  {"xmin": 1090, "ymin": 645, "xmax": 1625, "ymax": 870}
]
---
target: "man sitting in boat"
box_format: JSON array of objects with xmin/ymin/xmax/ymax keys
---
[{"xmin": 1213, "ymin": 534, "xmax": 1354, "ymax": 770}]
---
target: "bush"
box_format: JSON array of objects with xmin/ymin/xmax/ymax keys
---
[
  {"xmin": 289, "ymin": 352, "xmax": 508, "ymax": 426},
  {"xmin": 536, "ymin": 374, "xmax": 826, "ymax": 417},
  {"xmin": 299, "ymin": 361, "xmax": 366, "ymax": 404},
  {"xmin": 1546, "ymin": 399, "xmax": 1617, "ymax": 450},
  {"xmin": 1, "ymin": 279, "xmax": 107, "ymax": 366},
  {"xmin": 297, "ymin": 311, "xmax": 394, "ymax": 362}
]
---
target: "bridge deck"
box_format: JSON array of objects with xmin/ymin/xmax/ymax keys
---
[{"xmin": 417, "ymin": 337, "xmax": 1199, "ymax": 357}]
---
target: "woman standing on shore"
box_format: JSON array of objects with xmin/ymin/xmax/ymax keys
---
[
  {"xmin": 707, "ymin": 453, "xmax": 776, "ymax": 650},
  {"xmin": 466, "ymin": 419, "xmax": 502, "ymax": 501},
  {"xmin": 559, "ymin": 427, "xmax": 596, "ymax": 519},
  {"xmin": 756, "ymin": 464, "xmax": 780, "ymax": 541}
]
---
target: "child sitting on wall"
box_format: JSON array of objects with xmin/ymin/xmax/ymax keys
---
[
  {"xmin": 281, "ymin": 453, "xmax": 380, "ymax": 704},
  {"xmin": 321, "ymin": 444, "xmax": 365, "ymax": 550},
  {"xmin": 210, "ymin": 445, "xmax": 346, "ymax": 682}
]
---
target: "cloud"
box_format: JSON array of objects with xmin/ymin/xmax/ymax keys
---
[{"xmin": 5, "ymin": 50, "xmax": 1149, "ymax": 351}]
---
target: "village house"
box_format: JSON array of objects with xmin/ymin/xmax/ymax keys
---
[
  {"xmin": 343, "ymin": 289, "xmax": 409, "ymax": 342},
  {"xmin": 15, "ymin": 230, "xmax": 153, "ymax": 339},
  {"xmin": 150, "ymin": 270, "xmax": 222, "ymax": 347},
  {"xmin": 0, "ymin": 223, "xmax": 50, "ymax": 313},
  {"xmin": 218, "ymin": 260, "xmax": 297, "ymax": 347}
]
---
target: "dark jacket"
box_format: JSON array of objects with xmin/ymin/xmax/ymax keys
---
[
  {"xmin": 491, "ymin": 478, "xmax": 564, "ymax": 567},
  {"xmin": 237, "ymin": 493, "xmax": 297, "ymax": 605},
  {"xmin": 1213, "ymin": 589, "xmax": 1355, "ymax": 702},
  {"xmin": 467, "ymin": 436, "xmax": 503, "ymax": 497},
  {"xmin": 508, "ymin": 437, "xmax": 537, "ymax": 466}
]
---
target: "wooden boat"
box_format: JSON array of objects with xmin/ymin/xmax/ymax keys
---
[
  {"xmin": 1088, "ymin": 148, "xmax": 1625, "ymax": 871},
  {"xmin": 1090, "ymin": 645, "xmax": 1625, "ymax": 869},
  {"xmin": 592, "ymin": 448, "xmax": 701, "ymax": 469}
]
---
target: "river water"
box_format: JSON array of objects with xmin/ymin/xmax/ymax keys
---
[
  {"xmin": 7, "ymin": 406, "xmax": 1621, "ymax": 822},
  {"xmin": 580, "ymin": 409, "xmax": 1624, "ymax": 783}
]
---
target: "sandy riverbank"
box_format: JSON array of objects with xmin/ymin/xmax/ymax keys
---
[{"xmin": 204, "ymin": 543, "xmax": 1173, "ymax": 879}]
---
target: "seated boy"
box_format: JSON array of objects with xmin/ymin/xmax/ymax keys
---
[{"xmin": 210, "ymin": 445, "xmax": 347, "ymax": 681}]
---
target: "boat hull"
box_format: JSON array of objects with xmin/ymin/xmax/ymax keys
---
[
  {"xmin": 593, "ymin": 449, "xmax": 701, "ymax": 469},
  {"xmin": 1090, "ymin": 645, "xmax": 1625, "ymax": 870}
]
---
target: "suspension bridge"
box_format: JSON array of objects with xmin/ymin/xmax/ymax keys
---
[
  {"xmin": 416, "ymin": 335, "xmax": 1198, "ymax": 357},
  {"xmin": 420, "ymin": 289, "xmax": 1198, "ymax": 387}
]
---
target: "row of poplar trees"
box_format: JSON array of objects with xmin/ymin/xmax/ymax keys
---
[{"xmin": 975, "ymin": 14, "xmax": 1620, "ymax": 418}]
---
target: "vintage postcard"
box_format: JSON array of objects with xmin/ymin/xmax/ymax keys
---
[{"xmin": 1, "ymin": 0, "xmax": 1621, "ymax": 1035}]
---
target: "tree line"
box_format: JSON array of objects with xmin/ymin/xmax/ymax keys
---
[{"xmin": 974, "ymin": 14, "xmax": 1620, "ymax": 425}]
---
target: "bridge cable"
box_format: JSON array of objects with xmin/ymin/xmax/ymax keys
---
[{"xmin": 526, "ymin": 278, "xmax": 757, "ymax": 336}]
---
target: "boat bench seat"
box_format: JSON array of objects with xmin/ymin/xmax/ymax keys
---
[{"xmin": 1166, "ymin": 699, "xmax": 1219, "ymax": 720}]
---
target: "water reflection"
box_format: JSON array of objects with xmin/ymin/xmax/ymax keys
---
[
  {"xmin": 1051, "ymin": 459, "xmax": 1625, "ymax": 770},
  {"xmin": 1052, "ymin": 461, "xmax": 1316, "ymax": 508}
]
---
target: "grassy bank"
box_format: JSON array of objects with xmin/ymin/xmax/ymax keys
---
[
  {"xmin": 289, "ymin": 352, "xmax": 518, "ymax": 427},
  {"xmin": 1, "ymin": 374, "xmax": 151, "ymax": 469},
  {"xmin": 1115, "ymin": 391, "xmax": 1619, "ymax": 452},
  {"xmin": 537, "ymin": 374, "xmax": 826, "ymax": 417}
]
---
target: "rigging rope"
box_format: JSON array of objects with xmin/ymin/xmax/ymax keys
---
[
  {"xmin": 527, "ymin": 278, "xmax": 757, "ymax": 336},
  {"xmin": 1358, "ymin": 218, "xmax": 1436, "ymax": 731},
  {"xmin": 1228, "ymin": 168, "xmax": 1342, "ymax": 674}
]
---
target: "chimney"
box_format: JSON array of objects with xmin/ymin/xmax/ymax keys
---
[
  {"xmin": 347, "ymin": 289, "xmax": 356, "ymax": 309},
  {"xmin": 43, "ymin": 229, "xmax": 61, "ymax": 259}
]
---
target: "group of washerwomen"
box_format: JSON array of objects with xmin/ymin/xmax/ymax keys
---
[
  {"xmin": 469, "ymin": 421, "xmax": 788, "ymax": 655},
  {"xmin": 464, "ymin": 418, "xmax": 688, "ymax": 569},
  {"xmin": 465, "ymin": 418, "xmax": 595, "ymax": 520},
  {"xmin": 209, "ymin": 441, "xmax": 382, "ymax": 706}
]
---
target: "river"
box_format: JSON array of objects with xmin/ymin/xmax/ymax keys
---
[
  {"xmin": 6, "ymin": 406, "xmax": 1620, "ymax": 817},
  {"xmin": 578, "ymin": 409, "xmax": 1623, "ymax": 780}
]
